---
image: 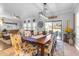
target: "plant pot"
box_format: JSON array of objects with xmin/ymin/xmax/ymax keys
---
[{"xmin": 69, "ymin": 38, "xmax": 74, "ymax": 46}]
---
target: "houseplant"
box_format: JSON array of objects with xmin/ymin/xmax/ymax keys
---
[
  {"xmin": 64, "ymin": 19, "xmax": 75, "ymax": 45},
  {"xmin": 69, "ymin": 30, "xmax": 75, "ymax": 45}
]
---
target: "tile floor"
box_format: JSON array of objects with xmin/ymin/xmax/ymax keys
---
[
  {"xmin": 64, "ymin": 43, "xmax": 79, "ymax": 56},
  {"xmin": 0, "ymin": 38, "xmax": 79, "ymax": 56},
  {"xmin": 53, "ymin": 42, "xmax": 79, "ymax": 56}
]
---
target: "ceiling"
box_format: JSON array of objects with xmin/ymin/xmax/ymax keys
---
[{"xmin": 0, "ymin": 3, "xmax": 78, "ymax": 20}]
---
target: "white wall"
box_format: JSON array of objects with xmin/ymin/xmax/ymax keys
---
[
  {"xmin": 58, "ymin": 12, "xmax": 74, "ymax": 30},
  {"xmin": 74, "ymin": 5, "xmax": 79, "ymax": 51},
  {"xmin": 75, "ymin": 9, "xmax": 79, "ymax": 51},
  {"xmin": 75, "ymin": 12, "xmax": 79, "ymax": 51}
]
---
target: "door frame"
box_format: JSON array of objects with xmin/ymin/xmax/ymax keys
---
[{"xmin": 45, "ymin": 20, "xmax": 63, "ymax": 40}]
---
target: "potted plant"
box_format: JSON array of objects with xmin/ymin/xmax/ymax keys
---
[
  {"xmin": 64, "ymin": 25, "xmax": 72, "ymax": 43},
  {"xmin": 69, "ymin": 30, "xmax": 75, "ymax": 45},
  {"xmin": 64, "ymin": 19, "xmax": 75, "ymax": 45}
]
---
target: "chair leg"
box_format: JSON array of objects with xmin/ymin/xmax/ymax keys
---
[
  {"xmin": 48, "ymin": 52, "xmax": 52, "ymax": 56},
  {"xmin": 48, "ymin": 53, "xmax": 50, "ymax": 56},
  {"xmin": 51, "ymin": 48, "xmax": 54, "ymax": 56}
]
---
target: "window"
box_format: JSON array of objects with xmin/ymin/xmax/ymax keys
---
[
  {"xmin": 53, "ymin": 22, "xmax": 61, "ymax": 33},
  {"xmin": 23, "ymin": 20, "xmax": 31, "ymax": 30},
  {"xmin": 45, "ymin": 22, "xmax": 52, "ymax": 32},
  {"xmin": 28, "ymin": 22, "xmax": 31, "ymax": 30},
  {"xmin": 33, "ymin": 22, "xmax": 37, "ymax": 35},
  {"xmin": 45, "ymin": 21, "xmax": 62, "ymax": 34},
  {"xmin": 23, "ymin": 19, "xmax": 37, "ymax": 31},
  {"xmin": 33, "ymin": 22, "xmax": 36, "ymax": 30},
  {"xmin": 23, "ymin": 23, "xmax": 27, "ymax": 30}
]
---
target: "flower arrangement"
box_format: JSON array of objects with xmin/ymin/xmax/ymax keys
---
[
  {"xmin": 64, "ymin": 19, "xmax": 72, "ymax": 33},
  {"xmin": 65, "ymin": 27, "xmax": 72, "ymax": 33}
]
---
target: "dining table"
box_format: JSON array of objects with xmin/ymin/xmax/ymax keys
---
[{"xmin": 22, "ymin": 35, "xmax": 51, "ymax": 56}]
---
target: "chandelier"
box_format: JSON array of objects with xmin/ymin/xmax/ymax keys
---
[
  {"xmin": 39, "ymin": 3, "xmax": 48, "ymax": 19},
  {"xmin": 43, "ymin": 3, "xmax": 47, "ymax": 16},
  {"xmin": 39, "ymin": 3, "xmax": 48, "ymax": 16}
]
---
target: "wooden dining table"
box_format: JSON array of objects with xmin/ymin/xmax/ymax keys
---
[{"xmin": 22, "ymin": 35, "xmax": 51, "ymax": 56}]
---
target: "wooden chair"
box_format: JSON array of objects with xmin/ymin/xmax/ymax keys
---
[
  {"xmin": 23, "ymin": 43, "xmax": 38, "ymax": 56},
  {"xmin": 10, "ymin": 32, "xmax": 23, "ymax": 55},
  {"xmin": 44, "ymin": 34, "xmax": 54, "ymax": 56},
  {"xmin": 10, "ymin": 31, "xmax": 37, "ymax": 56},
  {"xmin": 24, "ymin": 30, "xmax": 31, "ymax": 37},
  {"xmin": 38, "ymin": 31, "xmax": 43, "ymax": 35},
  {"xmin": 0, "ymin": 32, "xmax": 2, "ymax": 38},
  {"xmin": 33, "ymin": 31, "xmax": 37, "ymax": 35}
]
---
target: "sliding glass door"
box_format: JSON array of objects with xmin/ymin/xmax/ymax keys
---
[
  {"xmin": 45, "ymin": 20, "xmax": 64, "ymax": 56},
  {"xmin": 45, "ymin": 20, "xmax": 62, "ymax": 35},
  {"xmin": 52, "ymin": 21, "xmax": 62, "ymax": 40},
  {"xmin": 45, "ymin": 22, "xmax": 52, "ymax": 33}
]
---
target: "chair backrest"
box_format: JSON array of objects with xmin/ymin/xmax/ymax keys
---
[
  {"xmin": 25, "ymin": 30, "xmax": 31, "ymax": 37},
  {"xmin": 10, "ymin": 33, "xmax": 22, "ymax": 55},
  {"xmin": 49, "ymin": 34, "xmax": 54, "ymax": 47},
  {"xmin": 39, "ymin": 31, "xmax": 43, "ymax": 35},
  {"xmin": 33, "ymin": 31, "xmax": 37, "ymax": 35},
  {"xmin": 46, "ymin": 34, "xmax": 54, "ymax": 52}
]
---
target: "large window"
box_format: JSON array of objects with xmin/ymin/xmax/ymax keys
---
[
  {"xmin": 23, "ymin": 20, "xmax": 37, "ymax": 31},
  {"xmin": 45, "ymin": 21, "xmax": 62, "ymax": 33}
]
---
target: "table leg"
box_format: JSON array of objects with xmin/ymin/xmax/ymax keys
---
[{"xmin": 41, "ymin": 44, "xmax": 44, "ymax": 56}]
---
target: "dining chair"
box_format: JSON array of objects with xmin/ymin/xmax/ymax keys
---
[
  {"xmin": 44, "ymin": 34, "xmax": 54, "ymax": 56},
  {"xmin": 53, "ymin": 31, "xmax": 64, "ymax": 56},
  {"xmin": 24, "ymin": 31, "xmax": 31, "ymax": 37},
  {"xmin": 0, "ymin": 32, "xmax": 2, "ymax": 38},
  {"xmin": 33, "ymin": 31, "xmax": 37, "ymax": 35},
  {"xmin": 10, "ymin": 33, "xmax": 23, "ymax": 55},
  {"xmin": 10, "ymin": 32, "xmax": 38, "ymax": 56},
  {"xmin": 23, "ymin": 43, "xmax": 38, "ymax": 56},
  {"xmin": 38, "ymin": 31, "xmax": 43, "ymax": 35}
]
